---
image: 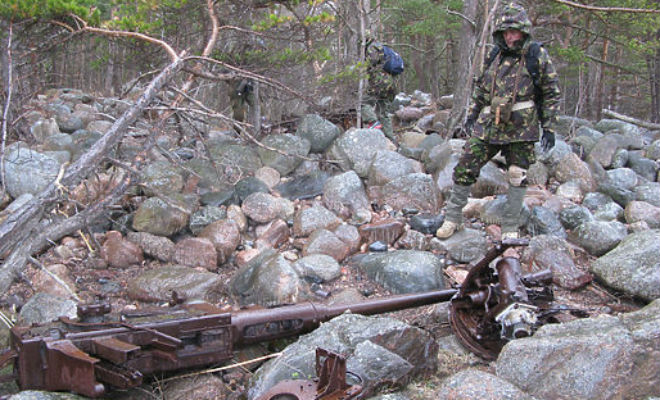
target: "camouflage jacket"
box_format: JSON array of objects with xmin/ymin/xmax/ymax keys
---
[
  {"xmin": 467, "ymin": 4, "xmax": 561, "ymax": 144},
  {"xmin": 366, "ymin": 44, "xmax": 397, "ymax": 101}
]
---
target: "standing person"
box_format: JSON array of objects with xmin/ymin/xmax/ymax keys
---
[
  {"xmin": 229, "ymin": 77, "xmax": 254, "ymax": 124},
  {"xmin": 363, "ymin": 38, "xmax": 400, "ymax": 140},
  {"xmin": 436, "ymin": 3, "xmax": 561, "ymax": 240}
]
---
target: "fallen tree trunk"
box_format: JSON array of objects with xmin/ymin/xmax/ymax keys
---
[
  {"xmin": 0, "ymin": 55, "xmax": 185, "ymax": 294},
  {"xmin": 601, "ymin": 109, "xmax": 660, "ymax": 130}
]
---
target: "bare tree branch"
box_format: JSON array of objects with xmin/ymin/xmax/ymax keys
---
[
  {"xmin": 0, "ymin": 56, "xmax": 186, "ymax": 294},
  {"xmin": 189, "ymin": 56, "xmax": 316, "ymax": 105},
  {"xmin": 50, "ymin": 14, "xmax": 179, "ymax": 61},
  {"xmin": 446, "ymin": 7, "xmax": 476, "ymax": 28}
]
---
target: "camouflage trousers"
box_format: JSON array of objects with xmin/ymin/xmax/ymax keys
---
[
  {"xmin": 362, "ymin": 97, "xmax": 394, "ymax": 139},
  {"xmin": 453, "ymin": 137, "xmax": 536, "ymax": 186}
]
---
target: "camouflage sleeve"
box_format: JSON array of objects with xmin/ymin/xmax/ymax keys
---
[{"xmin": 537, "ymin": 47, "xmax": 561, "ymax": 131}]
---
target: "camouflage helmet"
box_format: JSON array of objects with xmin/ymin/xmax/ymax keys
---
[{"xmin": 494, "ymin": 3, "xmax": 532, "ymax": 35}]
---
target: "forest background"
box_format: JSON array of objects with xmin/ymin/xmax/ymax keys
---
[{"xmin": 2, "ymin": 0, "xmax": 660, "ymax": 138}]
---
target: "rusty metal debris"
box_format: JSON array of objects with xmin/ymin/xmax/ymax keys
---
[
  {"xmin": 255, "ymin": 348, "xmax": 363, "ymax": 400},
  {"xmin": 0, "ymin": 239, "xmax": 555, "ymax": 397},
  {"xmin": 449, "ymin": 238, "xmax": 554, "ymax": 360}
]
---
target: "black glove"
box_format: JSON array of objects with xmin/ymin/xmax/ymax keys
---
[{"xmin": 541, "ymin": 129, "xmax": 555, "ymax": 152}]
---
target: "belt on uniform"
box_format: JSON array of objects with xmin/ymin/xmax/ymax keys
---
[{"xmin": 482, "ymin": 100, "xmax": 536, "ymax": 115}]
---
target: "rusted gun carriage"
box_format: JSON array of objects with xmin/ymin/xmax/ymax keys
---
[{"xmin": 0, "ymin": 239, "xmax": 553, "ymax": 398}]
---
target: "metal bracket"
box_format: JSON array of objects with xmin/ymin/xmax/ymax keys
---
[{"xmin": 255, "ymin": 348, "xmax": 363, "ymax": 400}]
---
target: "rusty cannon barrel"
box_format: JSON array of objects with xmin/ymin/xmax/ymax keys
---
[{"xmin": 231, "ymin": 288, "xmax": 459, "ymax": 346}]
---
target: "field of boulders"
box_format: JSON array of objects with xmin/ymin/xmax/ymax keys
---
[{"xmin": 1, "ymin": 87, "xmax": 659, "ymax": 399}]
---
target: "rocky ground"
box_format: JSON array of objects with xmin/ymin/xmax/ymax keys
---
[{"xmin": 1, "ymin": 88, "xmax": 659, "ymax": 399}]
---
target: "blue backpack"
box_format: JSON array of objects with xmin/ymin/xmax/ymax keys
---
[{"xmin": 382, "ymin": 45, "xmax": 404, "ymax": 75}]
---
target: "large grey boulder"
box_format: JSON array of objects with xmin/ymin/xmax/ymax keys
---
[
  {"xmin": 646, "ymin": 139, "xmax": 660, "ymax": 160},
  {"xmin": 471, "ymin": 162, "xmax": 508, "ymax": 198},
  {"xmin": 208, "ymin": 141, "xmax": 263, "ymax": 174},
  {"xmin": 553, "ymin": 152, "xmax": 595, "ymax": 191},
  {"xmin": 367, "ymin": 150, "xmax": 423, "ymax": 186},
  {"xmin": 322, "ymin": 171, "xmax": 371, "ymax": 222},
  {"xmin": 590, "ymin": 230, "xmax": 660, "ymax": 301},
  {"xmin": 327, "ymin": 128, "xmax": 394, "ymax": 177},
  {"xmin": 480, "ymin": 195, "xmax": 530, "ymax": 227},
  {"xmin": 141, "ymin": 160, "xmax": 184, "ymax": 196},
  {"xmin": 635, "ymin": 182, "xmax": 660, "ymax": 207},
  {"xmin": 293, "ymin": 204, "xmax": 341, "ymax": 237},
  {"xmin": 435, "ymin": 228, "xmax": 488, "ymax": 263},
  {"xmin": 568, "ymin": 220, "xmax": 627, "ymax": 257},
  {"xmin": 593, "ymin": 201, "xmax": 624, "ymax": 222},
  {"xmin": 292, "ymin": 254, "xmax": 341, "ymax": 283},
  {"xmin": 606, "ymin": 167, "xmax": 638, "ymax": 190},
  {"xmin": 594, "ymin": 119, "xmax": 641, "ymax": 136},
  {"xmin": 248, "ymin": 313, "xmax": 438, "ymax": 400},
  {"xmin": 302, "ymin": 228, "xmax": 350, "ymax": 262},
  {"xmin": 527, "ymin": 206, "xmax": 566, "ymax": 238},
  {"xmin": 188, "ymin": 205, "xmax": 227, "ymax": 235},
  {"xmin": 241, "ymin": 192, "xmax": 293, "ymax": 224},
  {"xmin": 51, "ymin": 103, "xmax": 84, "ymax": 133},
  {"xmin": 624, "ymin": 201, "xmax": 660, "ymax": 228},
  {"xmin": 589, "ymin": 135, "xmax": 621, "ymax": 168},
  {"xmin": 497, "ymin": 299, "xmax": 660, "ymax": 399},
  {"xmin": 18, "ymin": 293, "xmax": 77, "ymax": 325},
  {"xmin": 381, "ymin": 173, "xmax": 441, "ymax": 213},
  {"xmin": 295, "ymin": 114, "xmax": 342, "ymax": 153},
  {"xmin": 556, "ymin": 115, "xmax": 593, "ymax": 136},
  {"xmin": 132, "ymin": 195, "xmax": 191, "ymax": 237},
  {"xmin": 185, "ymin": 158, "xmax": 231, "ymax": 192},
  {"xmin": 434, "ymin": 369, "xmax": 534, "ymax": 400},
  {"xmin": 3, "ymin": 144, "xmax": 62, "ymax": 198},
  {"xmin": 257, "ymin": 134, "xmax": 311, "ymax": 175},
  {"xmin": 30, "ymin": 118, "xmax": 60, "ymax": 142},
  {"xmin": 126, "ymin": 231, "xmax": 175, "ymax": 262},
  {"xmin": 628, "ymin": 151, "xmax": 658, "ymax": 182},
  {"xmin": 41, "ymin": 133, "xmax": 74, "ymax": 155},
  {"xmin": 354, "ymin": 250, "xmax": 444, "ymax": 294},
  {"xmin": 521, "ymin": 235, "xmax": 592, "ymax": 289},
  {"xmin": 70, "ymin": 130, "xmax": 103, "ymax": 161},
  {"xmin": 127, "ymin": 265, "xmax": 226, "ymax": 303},
  {"xmin": 559, "ymin": 205, "xmax": 593, "ymax": 230},
  {"xmin": 230, "ymin": 250, "xmax": 307, "ymax": 306}
]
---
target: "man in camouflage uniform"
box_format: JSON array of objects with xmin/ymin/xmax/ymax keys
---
[
  {"xmin": 229, "ymin": 78, "xmax": 254, "ymax": 124},
  {"xmin": 363, "ymin": 40, "xmax": 397, "ymax": 139},
  {"xmin": 436, "ymin": 3, "xmax": 561, "ymax": 239}
]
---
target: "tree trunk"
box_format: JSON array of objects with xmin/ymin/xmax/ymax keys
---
[
  {"xmin": 650, "ymin": 31, "xmax": 660, "ymax": 122},
  {"xmin": 356, "ymin": 0, "xmax": 369, "ymax": 128},
  {"xmin": 594, "ymin": 39, "xmax": 608, "ymax": 121},
  {"xmin": 448, "ymin": 0, "xmax": 480, "ymax": 133},
  {"xmin": 608, "ymin": 47, "xmax": 623, "ymax": 111}
]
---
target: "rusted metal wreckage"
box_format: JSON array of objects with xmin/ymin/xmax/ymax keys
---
[{"xmin": 0, "ymin": 239, "xmax": 555, "ymax": 398}]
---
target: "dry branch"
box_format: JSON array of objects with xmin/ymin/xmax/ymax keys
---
[{"xmin": 0, "ymin": 56, "xmax": 185, "ymax": 294}]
